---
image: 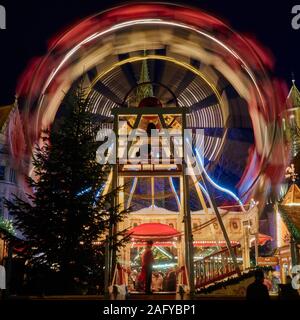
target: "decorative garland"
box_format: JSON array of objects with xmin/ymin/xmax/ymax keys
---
[
  {"xmin": 278, "ymin": 205, "xmax": 300, "ymax": 242},
  {"xmin": 0, "ymin": 216, "xmax": 15, "ymax": 237}
]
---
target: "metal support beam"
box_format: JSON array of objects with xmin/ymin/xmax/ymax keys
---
[
  {"xmin": 169, "ymin": 177, "xmax": 181, "ymax": 211},
  {"xmin": 104, "ymin": 236, "xmax": 110, "ymax": 298},
  {"xmin": 151, "ymin": 177, "xmax": 155, "ymax": 207},
  {"xmin": 126, "ymin": 177, "xmax": 138, "ymax": 209},
  {"xmin": 179, "ymin": 176, "xmax": 186, "ymax": 267},
  {"xmin": 291, "ymin": 237, "xmax": 300, "ymax": 266},
  {"xmin": 242, "ymin": 221, "xmax": 251, "ymax": 270},
  {"xmin": 181, "ymin": 113, "xmax": 195, "ymax": 296},
  {"xmin": 200, "ymin": 175, "xmax": 241, "ymax": 276},
  {"xmin": 109, "ymin": 114, "xmax": 119, "ymax": 286},
  {"xmin": 190, "ymin": 173, "xmax": 208, "ymax": 214},
  {"xmin": 102, "ymin": 169, "xmax": 113, "ymax": 196}
]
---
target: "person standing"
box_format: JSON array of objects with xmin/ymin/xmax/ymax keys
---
[
  {"xmin": 141, "ymin": 240, "xmax": 154, "ymax": 294},
  {"xmin": 246, "ymin": 269, "xmax": 270, "ymax": 301},
  {"xmin": 130, "ymin": 269, "xmax": 138, "ymax": 290},
  {"xmin": 271, "ymin": 272, "xmax": 280, "ymax": 293}
]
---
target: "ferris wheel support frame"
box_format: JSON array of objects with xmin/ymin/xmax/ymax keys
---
[{"xmin": 105, "ymin": 105, "xmax": 242, "ymax": 294}]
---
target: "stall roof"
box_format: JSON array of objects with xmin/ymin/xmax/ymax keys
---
[{"xmin": 279, "ymin": 183, "xmax": 300, "ymax": 242}]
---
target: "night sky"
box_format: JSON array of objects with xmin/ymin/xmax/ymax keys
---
[{"xmin": 0, "ymin": 0, "xmax": 299, "ymax": 105}]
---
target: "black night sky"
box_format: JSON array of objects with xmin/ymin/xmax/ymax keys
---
[{"xmin": 0, "ymin": 0, "xmax": 299, "ymax": 105}]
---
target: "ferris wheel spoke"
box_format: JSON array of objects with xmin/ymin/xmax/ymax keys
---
[
  {"xmin": 87, "ymin": 68, "xmax": 123, "ymax": 105},
  {"xmin": 92, "ymin": 82, "xmax": 123, "ymax": 105},
  {"xmin": 152, "ymin": 48, "xmax": 167, "ymax": 91},
  {"xmin": 189, "ymin": 94, "xmax": 219, "ymax": 112},
  {"xmin": 174, "ymin": 59, "xmax": 200, "ymax": 97},
  {"xmin": 118, "ymin": 53, "xmax": 138, "ymax": 89}
]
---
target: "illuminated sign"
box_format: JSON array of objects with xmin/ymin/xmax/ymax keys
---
[{"xmin": 257, "ymin": 256, "xmax": 279, "ymax": 266}]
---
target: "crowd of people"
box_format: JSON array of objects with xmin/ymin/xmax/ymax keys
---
[
  {"xmin": 127, "ymin": 240, "xmax": 299, "ymax": 299},
  {"xmin": 129, "ymin": 240, "xmax": 178, "ymax": 293},
  {"xmin": 130, "ymin": 268, "xmax": 178, "ymax": 293}
]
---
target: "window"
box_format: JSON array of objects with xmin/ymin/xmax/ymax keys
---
[
  {"xmin": 230, "ymin": 218, "xmax": 241, "ymax": 232},
  {"xmin": 0, "ymin": 166, "xmax": 5, "ymax": 180},
  {"xmin": 213, "ymin": 222, "xmax": 219, "ymax": 230},
  {"xmin": 9, "ymin": 168, "xmax": 16, "ymax": 184}
]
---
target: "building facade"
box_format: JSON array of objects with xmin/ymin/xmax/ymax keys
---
[{"xmin": 0, "ymin": 103, "xmax": 27, "ymax": 264}]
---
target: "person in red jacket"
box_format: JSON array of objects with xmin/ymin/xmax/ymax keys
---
[{"xmin": 140, "ymin": 240, "xmax": 154, "ymax": 294}]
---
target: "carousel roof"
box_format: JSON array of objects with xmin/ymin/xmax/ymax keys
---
[
  {"xmin": 287, "ymin": 80, "xmax": 300, "ymax": 109},
  {"xmin": 130, "ymin": 206, "xmax": 178, "ymax": 215},
  {"xmin": 128, "ymin": 222, "xmax": 181, "ymax": 240}
]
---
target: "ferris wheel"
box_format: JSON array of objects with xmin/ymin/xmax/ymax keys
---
[{"xmin": 16, "ymin": 3, "xmax": 288, "ymax": 210}]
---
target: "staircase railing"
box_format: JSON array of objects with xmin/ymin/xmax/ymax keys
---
[{"xmin": 195, "ymin": 244, "xmax": 242, "ymax": 288}]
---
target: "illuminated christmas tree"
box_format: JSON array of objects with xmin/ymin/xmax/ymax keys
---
[{"xmin": 5, "ymin": 83, "xmax": 128, "ymax": 294}]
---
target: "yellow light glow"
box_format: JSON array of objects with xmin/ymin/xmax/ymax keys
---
[{"xmin": 87, "ymin": 54, "xmax": 222, "ymax": 108}]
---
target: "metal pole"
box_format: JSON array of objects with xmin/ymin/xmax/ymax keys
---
[
  {"xmin": 104, "ymin": 236, "xmax": 110, "ymax": 298},
  {"xmin": 291, "ymin": 237, "xmax": 299, "ymax": 266},
  {"xmin": 108, "ymin": 225, "xmax": 113, "ymax": 284},
  {"xmin": 111, "ymin": 114, "xmax": 119, "ymax": 281},
  {"xmin": 253, "ymin": 206, "xmax": 260, "ymax": 266},
  {"xmin": 182, "ymin": 112, "xmax": 195, "ymax": 296},
  {"xmin": 201, "ymin": 176, "xmax": 241, "ymax": 276},
  {"xmin": 181, "ymin": 177, "xmax": 189, "ymax": 272},
  {"xmin": 179, "ymin": 176, "xmax": 186, "ymax": 269},
  {"xmin": 244, "ymin": 224, "xmax": 250, "ymax": 269},
  {"xmin": 151, "ymin": 177, "xmax": 155, "ymax": 207},
  {"xmin": 254, "ymin": 232, "xmax": 259, "ymax": 266}
]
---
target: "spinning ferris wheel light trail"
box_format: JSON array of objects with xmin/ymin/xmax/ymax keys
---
[
  {"xmin": 11, "ymin": 3, "xmax": 290, "ymax": 295},
  {"xmin": 15, "ymin": 3, "xmax": 288, "ymax": 207}
]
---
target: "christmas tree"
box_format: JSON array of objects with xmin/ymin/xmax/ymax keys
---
[{"xmin": 5, "ymin": 83, "xmax": 128, "ymax": 294}]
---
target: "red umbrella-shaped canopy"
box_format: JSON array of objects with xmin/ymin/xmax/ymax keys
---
[
  {"xmin": 251, "ymin": 233, "xmax": 273, "ymax": 246},
  {"xmin": 128, "ymin": 223, "xmax": 181, "ymax": 240}
]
